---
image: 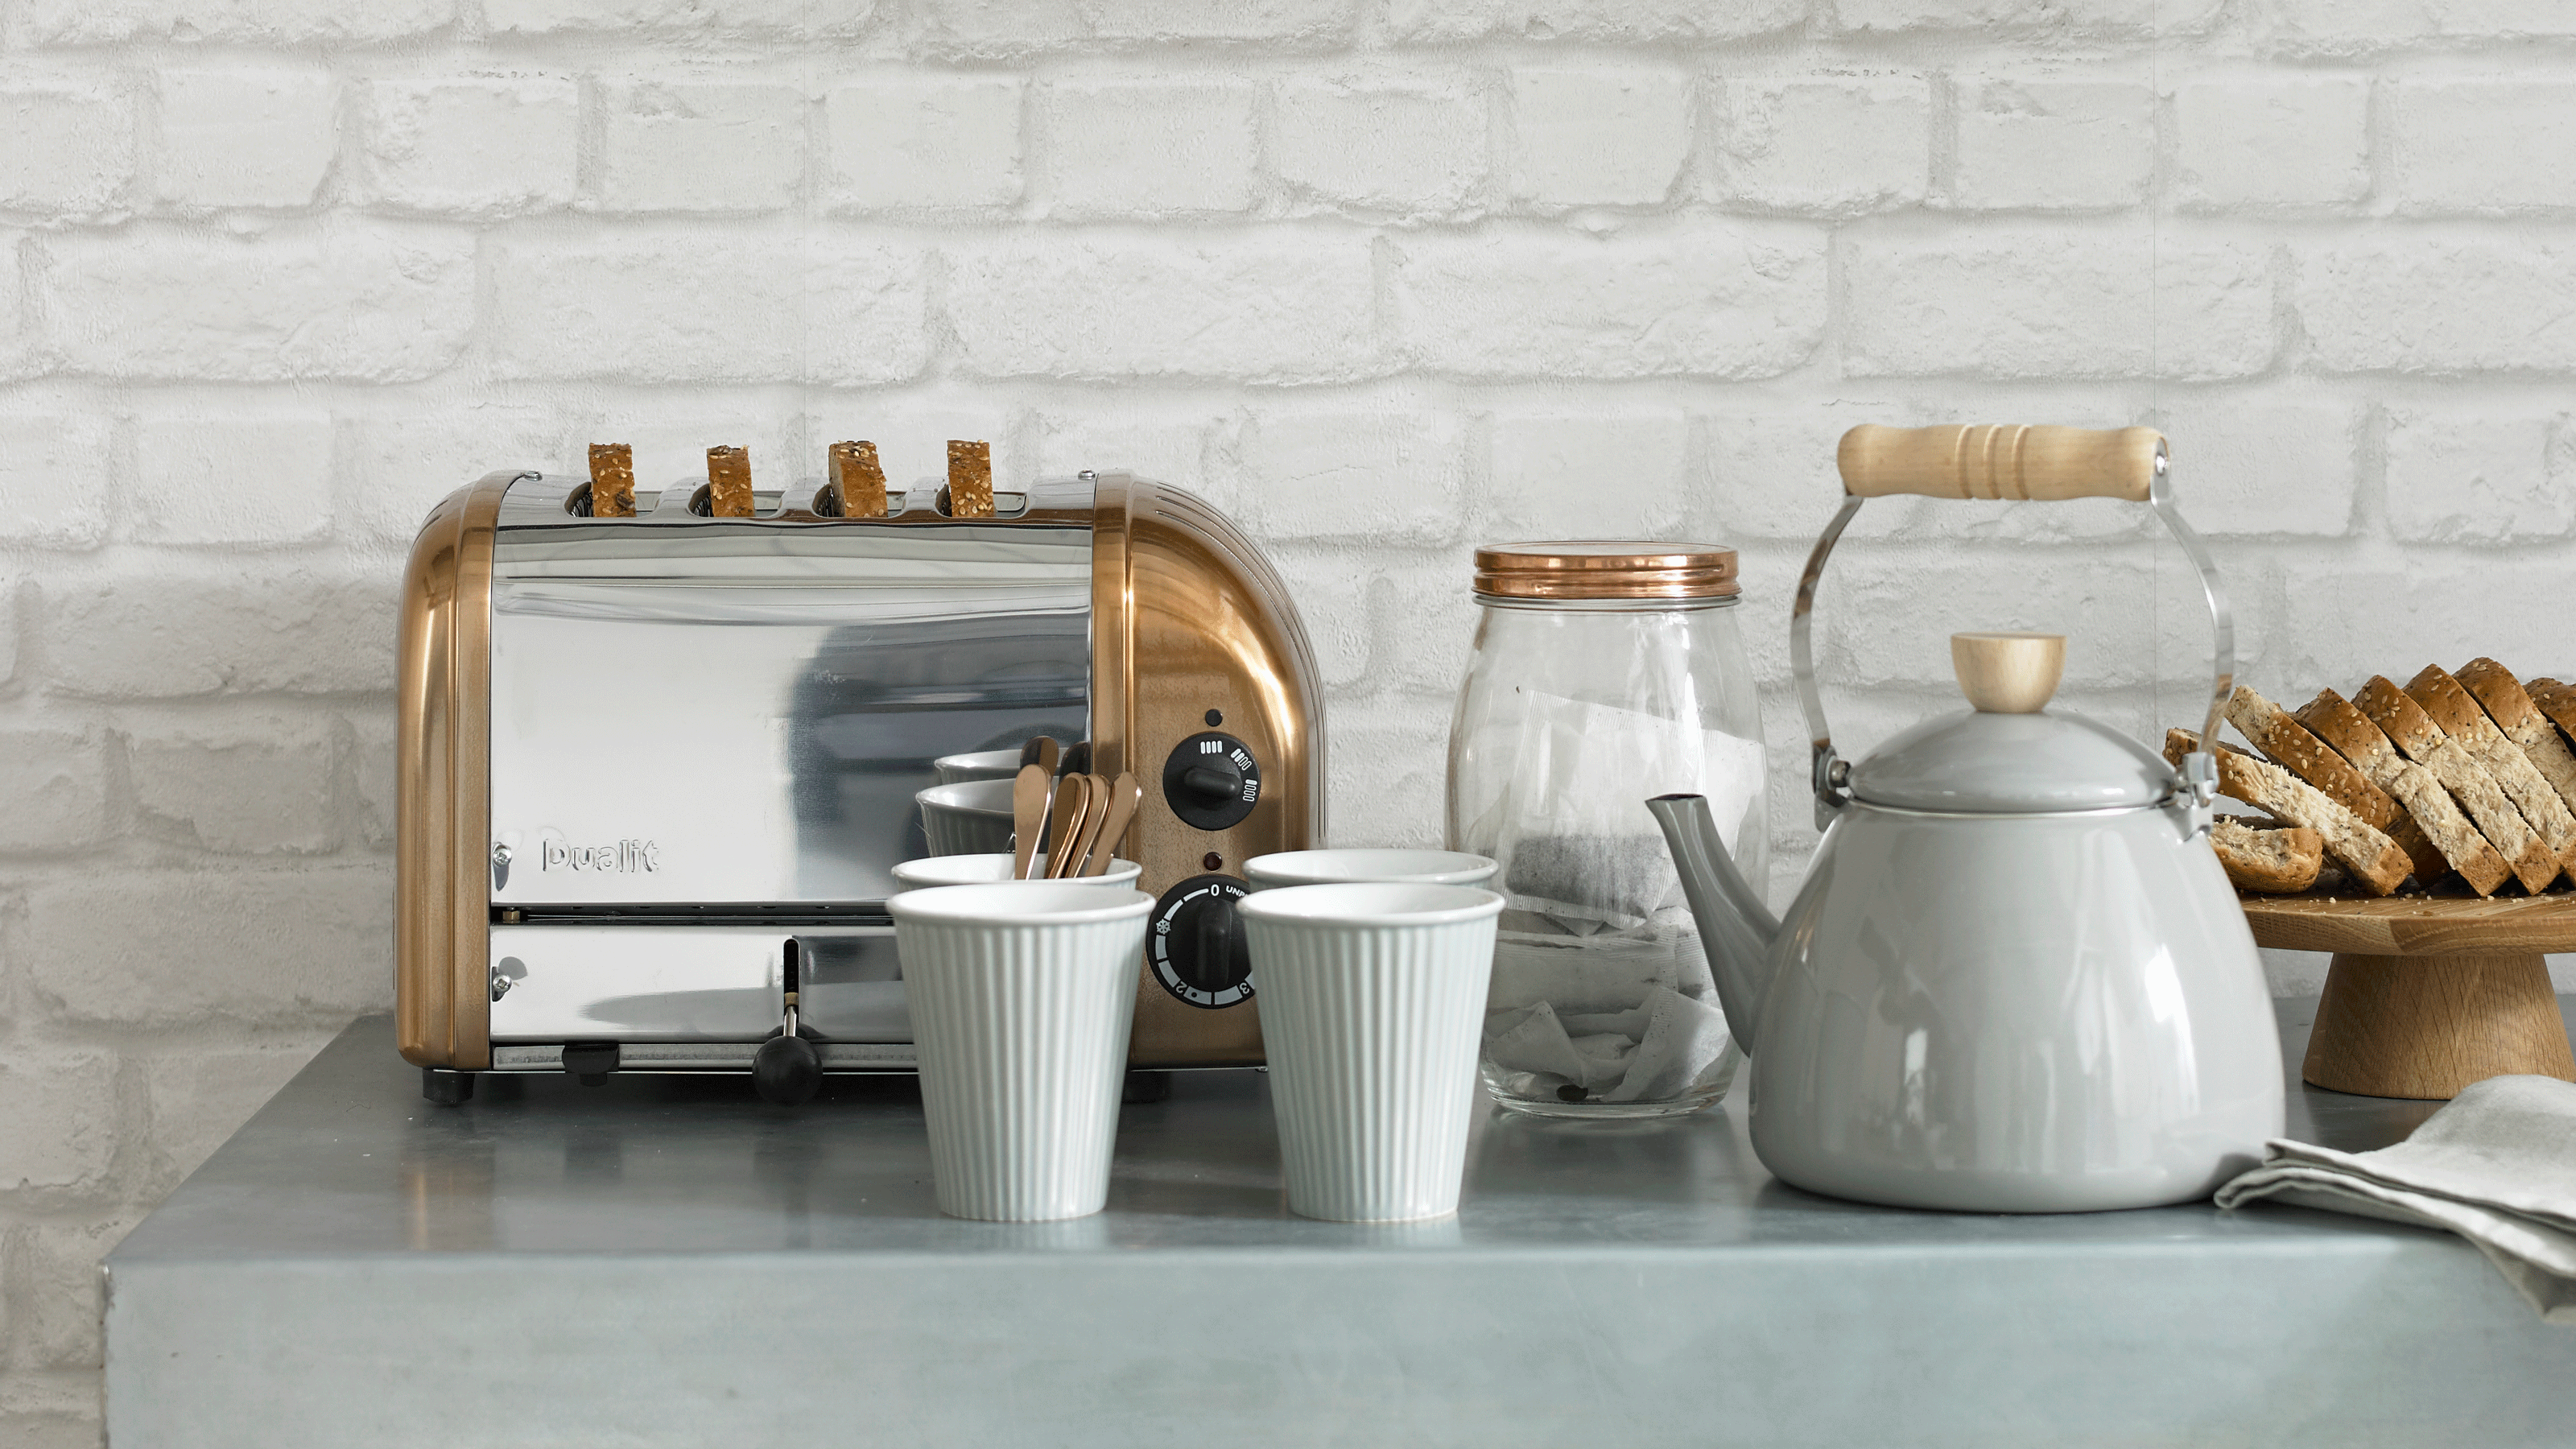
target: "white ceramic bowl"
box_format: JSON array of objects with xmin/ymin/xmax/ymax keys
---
[
  {"xmin": 1245, "ymin": 848, "xmax": 1498, "ymax": 891},
  {"xmin": 893, "ymin": 853, "xmax": 1143, "ymax": 892},
  {"xmin": 891, "ymin": 883, "xmax": 1154, "ymax": 1222},
  {"xmin": 1237, "ymin": 882, "xmax": 1505, "ymax": 1223},
  {"xmin": 933, "ymin": 748, "xmax": 1027, "ymax": 786},
  {"xmin": 915, "ymin": 778, "xmax": 1017, "ymax": 857}
]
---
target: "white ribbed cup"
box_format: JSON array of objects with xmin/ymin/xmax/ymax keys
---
[
  {"xmin": 892, "ymin": 853, "xmax": 1142, "ymax": 892},
  {"xmin": 932, "ymin": 748, "xmax": 1026, "ymax": 785},
  {"xmin": 1244, "ymin": 848, "xmax": 1497, "ymax": 891},
  {"xmin": 890, "ymin": 883, "xmax": 1153, "ymax": 1222},
  {"xmin": 915, "ymin": 779, "xmax": 1017, "ymax": 857},
  {"xmin": 1239, "ymin": 883, "xmax": 1505, "ymax": 1223}
]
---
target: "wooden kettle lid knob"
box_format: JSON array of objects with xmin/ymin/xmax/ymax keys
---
[{"xmin": 1952, "ymin": 633, "xmax": 2065, "ymax": 713}]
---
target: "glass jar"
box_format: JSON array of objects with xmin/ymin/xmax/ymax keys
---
[{"xmin": 1447, "ymin": 543, "xmax": 1767, "ymax": 1119}]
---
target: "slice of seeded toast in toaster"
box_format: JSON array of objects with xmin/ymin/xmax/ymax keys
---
[
  {"xmin": 2165, "ymin": 728, "xmax": 2409, "ymax": 895},
  {"xmin": 2356, "ymin": 676, "xmax": 2559, "ymax": 894},
  {"xmin": 2298, "ymin": 687, "xmax": 2512, "ymax": 897},
  {"xmin": 2224, "ymin": 683, "xmax": 2444, "ymax": 883},
  {"xmin": 704, "ymin": 445, "xmax": 756, "ymax": 518},
  {"xmin": 587, "ymin": 443, "xmax": 636, "ymax": 518}
]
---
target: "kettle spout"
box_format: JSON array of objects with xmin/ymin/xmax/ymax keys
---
[{"xmin": 1646, "ymin": 793, "xmax": 1781, "ymax": 1047}]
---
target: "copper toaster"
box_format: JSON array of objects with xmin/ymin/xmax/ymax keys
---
[{"xmin": 396, "ymin": 468, "xmax": 1323, "ymax": 1103}]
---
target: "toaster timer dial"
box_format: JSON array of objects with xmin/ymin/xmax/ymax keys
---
[
  {"xmin": 1162, "ymin": 731, "xmax": 1261, "ymax": 832},
  {"xmin": 1148, "ymin": 874, "xmax": 1254, "ymax": 1009}
]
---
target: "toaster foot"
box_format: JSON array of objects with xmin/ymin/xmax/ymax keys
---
[
  {"xmin": 421, "ymin": 1068, "xmax": 476, "ymax": 1106},
  {"xmin": 560, "ymin": 1042, "xmax": 621, "ymax": 1086}
]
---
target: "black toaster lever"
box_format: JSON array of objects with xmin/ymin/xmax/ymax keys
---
[
  {"xmin": 753, "ymin": 939, "xmax": 824, "ymax": 1106},
  {"xmin": 560, "ymin": 1041, "xmax": 620, "ymax": 1085}
]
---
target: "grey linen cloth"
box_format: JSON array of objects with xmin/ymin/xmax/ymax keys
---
[{"xmin": 2215, "ymin": 1074, "xmax": 2576, "ymax": 1323}]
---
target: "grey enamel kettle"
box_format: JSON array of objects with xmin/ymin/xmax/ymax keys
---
[{"xmin": 1650, "ymin": 423, "xmax": 2283, "ymax": 1213}]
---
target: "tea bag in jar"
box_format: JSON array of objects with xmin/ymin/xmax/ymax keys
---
[
  {"xmin": 1489, "ymin": 690, "xmax": 1762, "ymax": 935},
  {"xmin": 1480, "ymin": 690, "xmax": 1763, "ymax": 1105}
]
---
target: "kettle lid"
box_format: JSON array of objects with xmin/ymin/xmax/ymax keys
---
[
  {"xmin": 1847, "ymin": 709, "xmax": 2174, "ymax": 812},
  {"xmin": 1843, "ymin": 631, "xmax": 2173, "ymax": 813}
]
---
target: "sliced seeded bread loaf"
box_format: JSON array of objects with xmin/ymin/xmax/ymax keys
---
[
  {"xmin": 2355, "ymin": 676, "xmax": 2559, "ymax": 894},
  {"xmin": 2223, "ymin": 684, "xmax": 2445, "ymax": 882},
  {"xmin": 2461, "ymin": 658, "xmax": 2576, "ymax": 823},
  {"xmin": 2297, "ymin": 687, "xmax": 2512, "ymax": 897},
  {"xmin": 2407, "ymin": 665, "xmax": 2576, "ymax": 884},
  {"xmin": 2164, "ymin": 728, "xmax": 2410, "ymax": 895},
  {"xmin": 2209, "ymin": 816, "xmax": 2324, "ymax": 894}
]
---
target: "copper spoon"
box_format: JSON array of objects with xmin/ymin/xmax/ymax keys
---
[
  {"xmin": 1043, "ymin": 774, "xmax": 1096, "ymax": 879},
  {"xmin": 1062, "ymin": 773, "xmax": 1115, "ymax": 878},
  {"xmin": 1011, "ymin": 763, "xmax": 1051, "ymax": 879},
  {"xmin": 1079, "ymin": 773, "xmax": 1141, "ymax": 877}
]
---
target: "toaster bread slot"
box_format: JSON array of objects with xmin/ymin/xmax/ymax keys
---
[
  {"xmin": 824, "ymin": 440, "xmax": 888, "ymax": 518},
  {"xmin": 703, "ymin": 445, "xmax": 757, "ymax": 518}
]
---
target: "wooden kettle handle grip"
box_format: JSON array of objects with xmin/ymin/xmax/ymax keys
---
[{"xmin": 1835, "ymin": 424, "xmax": 2162, "ymax": 503}]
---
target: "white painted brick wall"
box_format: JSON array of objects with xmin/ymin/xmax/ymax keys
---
[
  {"xmin": 597, "ymin": 80, "xmax": 807, "ymax": 215},
  {"xmin": 824, "ymin": 77, "xmax": 1025, "ymax": 211},
  {"xmin": 360, "ymin": 76, "xmax": 583, "ymax": 219},
  {"xmin": 2173, "ymin": 76, "xmax": 2371, "ymax": 209},
  {"xmin": 0, "ymin": 80, "xmax": 134, "ymax": 220},
  {"xmin": 1949, "ymin": 77, "xmax": 2153, "ymax": 212},
  {"xmin": 4, "ymin": 11, "xmax": 2576, "ymax": 1441},
  {"xmin": 0, "ymin": 407, "xmax": 111, "ymax": 547},
  {"xmin": 1714, "ymin": 76, "xmax": 1930, "ymax": 216},
  {"xmin": 47, "ymin": 222, "xmax": 477, "ymax": 382},
  {"xmin": 1510, "ymin": 67, "xmax": 1691, "ymax": 208},
  {"xmin": 1275, "ymin": 73, "xmax": 1485, "ymax": 215},
  {"xmin": 1038, "ymin": 79, "xmax": 1259, "ymax": 216},
  {"xmin": 1393, "ymin": 224, "xmax": 1827, "ymax": 377},
  {"xmin": 154, "ymin": 68, "xmax": 338, "ymax": 212}
]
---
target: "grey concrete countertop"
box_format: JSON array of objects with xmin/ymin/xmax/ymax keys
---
[{"xmin": 106, "ymin": 998, "xmax": 2576, "ymax": 1448}]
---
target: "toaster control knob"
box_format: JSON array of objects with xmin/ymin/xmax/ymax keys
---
[
  {"xmin": 1162, "ymin": 732, "xmax": 1261, "ymax": 832},
  {"xmin": 1147, "ymin": 874, "xmax": 1253, "ymax": 1009}
]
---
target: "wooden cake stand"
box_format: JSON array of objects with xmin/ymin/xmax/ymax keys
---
[{"xmin": 2242, "ymin": 893, "xmax": 2576, "ymax": 1100}]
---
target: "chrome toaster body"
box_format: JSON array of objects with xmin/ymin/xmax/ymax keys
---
[{"xmin": 398, "ymin": 471, "xmax": 1323, "ymax": 1088}]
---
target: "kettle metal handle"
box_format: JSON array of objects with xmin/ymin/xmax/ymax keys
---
[{"xmin": 1792, "ymin": 425, "xmax": 2232, "ymax": 830}]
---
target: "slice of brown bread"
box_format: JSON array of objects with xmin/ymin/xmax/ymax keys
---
[
  {"xmin": 2467, "ymin": 658, "xmax": 2576, "ymax": 820},
  {"xmin": 2210, "ymin": 817, "xmax": 2323, "ymax": 894},
  {"xmin": 2298, "ymin": 688, "xmax": 2512, "ymax": 897},
  {"xmin": 2223, "ymin": 683, "xmax": 2442, "ymax": 881},
  {"xmin": 2223, "ymin": 685, "xmax": 2399, "ymax": 827},
  {"xmin": 2408, "ymin": 664, "xmax": 2576, "ymax": 882},
  {"xmin": 2355, "ymin": 676, "xmax": 2559, "ymax": 894},
  {"xmin": 2529, "ymin": 679, "xmax": 2576, "ymax": 744},
  {"xmin": 2163, "ymin": 729, "xmax": 2409, "ymax": 895}
]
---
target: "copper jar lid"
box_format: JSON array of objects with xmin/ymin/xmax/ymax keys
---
[{"xmin": 1472, "ymin": 541, "xmax": 1740, "ymax": 602}]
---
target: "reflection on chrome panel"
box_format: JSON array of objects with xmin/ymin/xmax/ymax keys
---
[{"xmin": 485, "ymin": 486, "xmax": 1093, "ymax": 909}]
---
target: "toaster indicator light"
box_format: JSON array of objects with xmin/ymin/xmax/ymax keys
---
[
  {"xmin": 1162, "ymin": 732, "xmax": 1261, "ymax": 832},
  {"xmin": 1148, "ymin": 875, "xmax": 1254, "ymax": 1009}
]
